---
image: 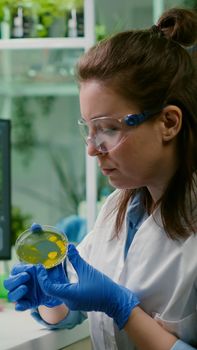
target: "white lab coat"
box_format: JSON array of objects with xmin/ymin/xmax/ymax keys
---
[{"xmin": 73, "ymin": 189, "xmax": 197, "ymax": 350}]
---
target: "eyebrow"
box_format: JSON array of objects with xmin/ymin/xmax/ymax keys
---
[{"xmin": 81, "ymin": 113, "xmax": 120, "ymax": 122}]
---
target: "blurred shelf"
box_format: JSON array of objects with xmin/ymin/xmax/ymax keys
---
[
  {"xmin": 0, "ymin": 81, "xmax": 78, "ymax": 96},
  {"xmin": 0, "ymin": 37, "xmax": 90, "ymax": 50},
  {"xmin": 0, "ymin": 42, "xmax": 83, "ymax": 97}
]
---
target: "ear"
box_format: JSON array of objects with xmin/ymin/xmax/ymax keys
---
[{"xmin": 160, "ymin": 105, "xmax": 182, "ymax": 142}]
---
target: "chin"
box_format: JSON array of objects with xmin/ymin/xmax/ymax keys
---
[{"xmin": 108, "ymin": 178, "xmax": 137, "ymax": 190}]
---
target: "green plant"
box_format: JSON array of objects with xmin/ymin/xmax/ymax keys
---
[
  {"xmin": 49, "ymin": 146, "xmax": 86, "ymax": 215},
  {"xmin": 11, "ymin": 96, "xmax": 56, "ymax": 165},
  {"xmin": 0, "ymin": 0, "xmax": 84, "ymax": 18},
  {"xmin": 183, "ymin": 0, "xmax": 197, "ymax": 9},
  {"xmin": 33, "ymin": 0, "xmax": 83, "ymax": 16},
  {"xmin": 95, "ymin": 24, "xmax": 107, "ymax": 42},
  {"xmin": 11, "ymin": 206, "xmax": 32, "ymax": 245},
  {"xmin": 0, "ymin": 1, "xmax": 83, "ymax": 11},
  {"xmin": 12, "ymin": 97, "xmax": 36, "ymax": 165},
  {"xmin": 0, "ymin": 0, "xmax": 84, "ymax": 37},
  {"xmin": 0, "ymin": 152, "xmax": 2, "ymax": 209},
  {"xmin": 33, "ymin": 0, "xmax": 84, "ymax": 37}
]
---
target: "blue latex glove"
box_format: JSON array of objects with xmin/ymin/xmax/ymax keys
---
[
  {"xmin": 4, "ymin": 262, "xmax": 68, "ymax": 311},
  {"xmin": 36, "ymin": 244, "xmax": 140, "ymax": 329}
]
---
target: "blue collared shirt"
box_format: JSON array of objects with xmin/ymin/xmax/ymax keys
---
[{"xmin": 124, "ymin": 192, "xmax": 148, "ymax": 258}]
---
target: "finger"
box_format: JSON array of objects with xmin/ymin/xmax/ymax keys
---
[
  {"xmin": 4, "ymin": 272, "xmax": 30, "ymax": 291},
  {"xmin": 11, "ymin": 264, "xmax": 35, "ymax": 275},
  {"xmin": 8, "ymin": 285, "xmax": 28, "ymax": 302},
  {"xmin": 37, "ymin": 265, "xmax": 74, "ymax": 299},
  {"xmin": 67, "ymin": 243, "xmax": 78, "ymax": 257},
  {"xmin": 37, "ymin": 265, "xmax": 57, "ymax": 294},
  {"xmin": 36, "ymin": 265, "xmax": 52, "ymax": 294},
  {"xmin": 46, "ymin": 263, "xmax": 66, "ymax": 282},
  {"xmin": 15, "ymin": 300, "xmax": 32, "ymax": 311},
  {"xmin": 67, "ymin": 244, "xmax": 89, "ymax": 278}
]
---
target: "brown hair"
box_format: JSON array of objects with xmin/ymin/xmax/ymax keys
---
[{"xmin": 76, "ymin": 8, "xmax": 197, "ymax": 239}]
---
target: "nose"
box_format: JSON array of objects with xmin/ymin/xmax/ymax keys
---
[{"xmin": 87, "ymin": 138, "xmax": 100, "ymax": 156}]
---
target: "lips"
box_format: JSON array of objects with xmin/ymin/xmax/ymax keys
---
[
  {"xmin": 98, "ymin": 160, "xmax": 116, "ymax": 175},
  {"xmin": 101, "ymin": 168, "xmax": 116, "ymax": 176}
]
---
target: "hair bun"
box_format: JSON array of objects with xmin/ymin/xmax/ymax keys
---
[
  {"xmin": 150, "ymin": 25, "xmax": 163, "ymax": 35},
  {"xmin": 157, "ymin": 8, "xmax": 197, "ymax": 46}
]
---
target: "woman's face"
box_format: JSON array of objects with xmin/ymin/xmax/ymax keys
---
[{"xmin": 79, "ymin": 80, "xmax": 177, "ymax": 200}]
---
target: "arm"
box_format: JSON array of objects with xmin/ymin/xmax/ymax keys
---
[
  {"xmin": 36, "ymin": 244, "xmax": 196, "ymax": 350},
  {"xmin": 125, "ymin": 306, "xmax": 177, "ymax": 350},
  {"xmin": 125, "ymin": 309, "xmax": 197, "ymax": 350},
  {"xmin": 32, "ymin": 305, "xmax": 86, "ymax": 330},
  {"xmin": 37, "ymin": 304, "xmax": 69, "ymax": 324}
]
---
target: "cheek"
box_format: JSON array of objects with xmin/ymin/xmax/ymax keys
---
[
  {"xmin": 115, "ymin": 134, "xmax": 145, "ymax": 160},
  {"xmin": 113, "ymin": 131, "xmax": 162, "ymax": 170}
]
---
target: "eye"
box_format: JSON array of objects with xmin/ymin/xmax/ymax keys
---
[
  {"xmin": 100, "ymin": 126, "xmax": 119, "ymax": 135},
  {"xmin": 96, "ymin": 120, "xmax": 121, "ymax": 135}
]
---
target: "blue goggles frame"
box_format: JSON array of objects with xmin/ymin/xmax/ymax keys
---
[{"xmin": 123, "ymin": 111, "xmax": 158, "ymax": 126}]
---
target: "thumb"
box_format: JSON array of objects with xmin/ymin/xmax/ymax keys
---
[
  {"xmin": 37, "ymin": 264, "xmax": 72, "ymax": 299},
  {"xmin": 37, "ymin": 265, "xmax": 56, "ymax": 295},
  {"xmin": 67, "ymin": 244, "xmax": 88, "ymax": 278}
]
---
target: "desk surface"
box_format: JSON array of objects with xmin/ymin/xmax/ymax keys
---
[{"xmin": 0, "ymin": 301, "xmax": 89, "ymax": 350}]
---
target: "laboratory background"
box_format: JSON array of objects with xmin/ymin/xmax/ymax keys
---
[{"xmin": 0, "ymin": 0, "xmax": 196, "ymax": 349}]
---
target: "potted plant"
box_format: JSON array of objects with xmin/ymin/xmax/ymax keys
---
[{"xmin": 0, "ymin": 0, "xmax": 84, "ymax": 38}]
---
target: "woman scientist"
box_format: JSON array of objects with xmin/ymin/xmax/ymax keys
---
[{"xmin": 4, "ymin": 7, "xmax": 197, "ymax": 350}]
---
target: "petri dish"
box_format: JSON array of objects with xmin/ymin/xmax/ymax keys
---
[{"xmin": 15, "ymin": 223, "xmax": 68, "ymax": 269}]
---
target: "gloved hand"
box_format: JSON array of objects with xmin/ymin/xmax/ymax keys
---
[
  {"xmin": 4, "ymin": 262, "xmax": 68, "ymax": 311},
  {"xmin": 36, "ymin": 244, "xmax": 140, "ymax": 330}
]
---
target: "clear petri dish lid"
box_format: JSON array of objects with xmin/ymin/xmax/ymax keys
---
[{"xmin": 15, "ymin": 223, "xmax": 68, "ymax": 269}]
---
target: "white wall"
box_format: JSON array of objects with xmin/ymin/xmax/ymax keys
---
[{"xmin": 95, "ymin": 0, "xmax": 186, "ymax": 34}]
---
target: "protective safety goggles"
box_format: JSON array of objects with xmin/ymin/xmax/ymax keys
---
[{"xmin": 78, "ymin": 111, "xmax": 159, "ymax": 153}]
